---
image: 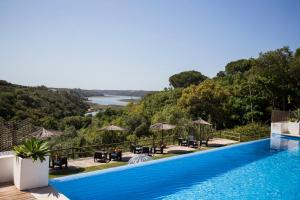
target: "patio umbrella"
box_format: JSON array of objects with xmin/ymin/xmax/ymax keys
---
[
  {"xmin": 128, "ymin": 154, "xmax": 153, "ymax": 165},
  {"xmin": 192, "ymin": 118, "xmax": 212, "ymax": 126},
  {"xmin": 192, "ymin": 118, "xmax": 212, "ymax": 144},
  {"xmin": 99, "ymin": 125, "xmax": 127, "ymax": 132},
  {"xmin": 98, "ymin": 125, "xmax": 127, "ymax": 144},
  {"xmin": 31, "ymin": 128, "xmax": 63, "ymax": 139},
  {"xmin": 150, "ymin": 123, "xmax": 176, "ymax": 144}
]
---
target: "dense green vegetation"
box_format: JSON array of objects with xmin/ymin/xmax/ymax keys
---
[
  {"xmin": 214, "ymin": 123, "xmax": 270, "ymax": 142},
  {"xmin": 0, "ymin": 81, "xmax": 89, "ymax": 129},
  {"xmin": 47, "ymin": 46, "xmax": 300, "ymax": 150},
  {"xmin": 1, "ymin": 46, "xmax": 300, "ymax": 150}
]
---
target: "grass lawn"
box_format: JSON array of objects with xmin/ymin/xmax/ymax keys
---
[
  {"xmin": 49, "ymin": 146, "xmax": 214, "ymax": 179},
  {"xmin": 49, "ymin": 162, "xmax": 127, "ymax": 179}
]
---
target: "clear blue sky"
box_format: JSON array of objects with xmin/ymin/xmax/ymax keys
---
[{"xmin": 1, "ymin": 0, "xmax": 300, "ymax": 90}]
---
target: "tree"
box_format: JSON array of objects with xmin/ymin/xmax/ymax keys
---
[
  {"xmin": 295, "ymin": 48, "xmax": 300, "ymax": 58},
  {"xmin": 169, "ymin": 70, "xmax": 208, "ymax": 88},
  {"xmin": 151, "ymin": 105, "xmax": 189, "ymax": 125},
  {"xmin": 40, "ymin": 116, "xmax": 59, "ymax": 129},
  {"xmin": 225, "ymin": 59, "xmax": 253, "ymax": 75},
  {"xmin": 179, "ymin": 79, "xmax": 229, "ymax": 128},
  {"xmin": 216, "ymin": 71, "xmax": 226, "ymax": 78},
  {"xmin": 252, "ymin": 47, "xmax": 293, "ymax": 110},
  {"xmin": 62, "ymin": 116, "xmax": 92, "ymax": 130}
]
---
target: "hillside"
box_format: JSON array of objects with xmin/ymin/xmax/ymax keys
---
[
  {"xmin": 53, "ymin": 88, "xmax": 153, "ymax": 98},
  {"xmin": 0, "ymin": 80, "xmax": 89, "ymax": 128}
]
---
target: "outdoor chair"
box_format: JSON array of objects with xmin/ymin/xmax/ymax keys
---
[
  {"xmin": 200, "ymin": 131, "xmax": 213, "ymax": 146},
  {"xmin": 51, "ymin": 156, "xmax": 68, "ymax": 169},
  {"xmin": 133, "ymin": 146, "xmax": 143, "ymax": 154},
  {"xmin": 142, "ymin": 146, "xmax": 151, "ymax": 155},
  {"xmin": 94, "ymin": 151, "xmax": 109, "ymax": 163},
  {"xmin": 153, "ymin": 145, "xmax": 164, "ymax": 154},
  {"xmin": 181, "ymin": 140, "xmax": 188, "ymax": 146},
  {"xmin": 200, "ymin": 139, "xmax": 209, "ymax": 146},
  {"xmin": 109, "ymin": 150, "xmax": 122, "ymax": 161},
  {"xmin": 189, "ymin": 140, "xmax": 198, "ymax": 148}
]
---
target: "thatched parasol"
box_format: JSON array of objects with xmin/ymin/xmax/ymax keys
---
[
  {"xmin": 193, "ymin": 118, "xmax": 213, "ymax": 145},
  {"xmin": 150, "ymin": 123, "xmax": 176, "ymax": 144},
  {"xmin": 31, "ymin": 128, "xmax": 64, "ymax": 139},
  {"xmin": 192, "ymin": 118, "xmax": 212, "ymax": 126},
  {"xmin": 99, "ymin": 125, "xmax": 127, "ymax": 132},
  {"xmin": 98, "ymin": 124, "xmax": 127, "ymax": 144}
]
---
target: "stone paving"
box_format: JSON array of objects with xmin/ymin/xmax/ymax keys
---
[{"xmin": 67, "ymin": 138, "xmax": 238, "ymax": 168}]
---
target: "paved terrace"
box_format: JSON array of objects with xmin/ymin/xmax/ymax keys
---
[
  {"xmin": 0, "ymin": 138, "xmax": 237, "ymax": 200},
  {"xmin": 0, "ymin": 182, "xmax": 68, "ymax": 200},
  {"xmin": 67, "ymin": 138, "xmax": 237, "ymax": 168}
]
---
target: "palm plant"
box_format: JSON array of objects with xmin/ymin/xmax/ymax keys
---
[
  {"xmin": 290, "ymin": 109, "xmax": 300, "ymax": 123},
  {"xmin": 13, "ymin": 138, "xmax": 49, "ymax": 162},
  {"xmin": 293, "ymin": 109, "xmax": 300, "ymax": 123}
]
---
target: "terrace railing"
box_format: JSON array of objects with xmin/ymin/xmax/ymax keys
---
[
  {"xmin": 50, "ymin": 135, "xmax": 176, "ymax": 159},
  {"xmin": 213, "ymin": 131, "xmax": 241, "ymax": 142},
  {"xmin": 214, "ymin": 129, "xmax": 270, "ymax": 142}
]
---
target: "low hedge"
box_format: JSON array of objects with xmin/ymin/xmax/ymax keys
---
[{"xmin": 233, "ymin": 123, "xmax": 270, "ymax": 142}]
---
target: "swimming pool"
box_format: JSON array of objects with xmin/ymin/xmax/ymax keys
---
[{"xmin": 50, "ymin": 135, "xmax": 300, "ymax": 200}]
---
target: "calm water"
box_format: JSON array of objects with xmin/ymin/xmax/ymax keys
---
[
  {"xmin": 88, "ymin": 95, "xmax": 140, "ymax": 106},
  {"xmin": 50, "ymin": 135, "xmax": 300, "ymax": 200}
]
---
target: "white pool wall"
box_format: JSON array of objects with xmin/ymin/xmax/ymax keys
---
[{"xmin": 0, "ymin": 151, "xmax": 14, "ymax": 183}]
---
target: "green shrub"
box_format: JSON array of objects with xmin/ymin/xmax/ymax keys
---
[
  {"xmin": 233, "ymin": 123, "xmax": 270, "ymax": 142},
  {"xmin": 290, "ymin": 109, "xmax": 300, "ymax": 122},
  {"xmin": 13, "ymin": 138, "xmax": 49, "ymax": 162}
]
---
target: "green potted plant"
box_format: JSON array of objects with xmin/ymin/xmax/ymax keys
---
[
  {"xmin": 13, "ymin": 138, "xmax": 50, "ymax": 190},
  {"xmin": 287, "ymin": 109, "xmax": 300, "ymax": 135}
]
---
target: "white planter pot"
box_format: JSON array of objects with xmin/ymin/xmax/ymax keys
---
[
  {"xmin": 288, "ymin": 122, "xmax": 300, "ymax": 135},
  {"xmin": 13, "ymin": 156, "xmax": 49, "ymax": 190}
]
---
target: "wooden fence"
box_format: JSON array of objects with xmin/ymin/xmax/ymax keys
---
[
  {"xmin": 50, "ymin": 136, "xmax": 176, "ymax": 159},
  {"xmin": 0, "ymin": 119, "xmax": 39, "ymax": 151},
  {"xmin": 213, "ymin": 129, "xmax": 270, "ymax": 142},
  {"xmin": 213, "ymin": 131, "xmax": 241, "ymax": 142},
  {"xmin": 271, "ymin": 110, "xmax": 291, "ymax": 122}
]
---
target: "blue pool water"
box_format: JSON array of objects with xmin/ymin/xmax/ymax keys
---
[{"xmin": 50, "ymin": 135, "xmax": 300, "ymax": 200}]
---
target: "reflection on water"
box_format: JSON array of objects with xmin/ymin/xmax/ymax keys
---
[{"xmin": 270, "ymin": 133, "xmax": 300, "ymax": 151}]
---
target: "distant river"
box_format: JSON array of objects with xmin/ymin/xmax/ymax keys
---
[{"xmin": 88, "ymin": 95, "xmax": 140, "ymax": 106}]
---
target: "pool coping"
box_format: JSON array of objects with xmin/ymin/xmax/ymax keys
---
[
  {"xmin": 272, "ymin": 132, "xmax": 300, "ymax": 138},
  {"xmin": 50, "ymin": 138, "xmax": 270, "ymax": 182}
]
